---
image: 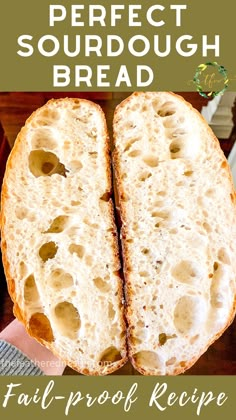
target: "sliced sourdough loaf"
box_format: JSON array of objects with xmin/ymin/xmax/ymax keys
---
[
  {"xmin": 1, "ymin": 98, "xmax": 127, "ymax": 375},
  {"xmin": 113, "ymin": 91, "xmax": 236, "ymax": 375}
]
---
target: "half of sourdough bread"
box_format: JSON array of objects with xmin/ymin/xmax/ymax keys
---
[
  {"xmin": 1, "ymin": 98, "xmax": 127, "ymax": 375},
  {"xmin": 113, "ymin": 91, "xmax": 236, "ymax": 375}
]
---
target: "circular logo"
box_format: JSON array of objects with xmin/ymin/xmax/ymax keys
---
[{"xmin": 193, "ymin": 62, "xmax": 228, "ymax": 99}]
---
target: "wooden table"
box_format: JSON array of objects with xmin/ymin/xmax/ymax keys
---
[{"xmin": 0, "ymin": 92, "xmax": 235, "ymax": 375}]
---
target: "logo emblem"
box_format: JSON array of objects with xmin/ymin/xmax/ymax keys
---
[{"xmin": 193, "ymin": 62, "xmax": 228, "ymax": 99}]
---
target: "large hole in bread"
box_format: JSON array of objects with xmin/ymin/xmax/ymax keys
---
[
  {"xmin": 99, "ymin": 346, "xmax": 122, "ymax": 363},
  {"xmin": 141, "ymin": 248, "xmax": 150, "ymax": 255},
  {"xmin": 139, "ymin": 172, "xmax": 152, "ymax": 182},
  {"xmin": 124, "ymin": 137, "xmax": 140, "ymax": 152},
  {"xmin": 213, "ymin": 261, "xmax": 219, "ymax": 272},
  {"xmin": 173, "ymin": 296, "xmax": 206, "ymax": 334},
  {"xmin": 169, "ymin": 140, "xmax": 182, "ymax": 157},
  {"xmin": 24, "ymin": 274, "xmax": 40, "ymax": 304},
  {"xmin": 184, "ymin": 170, "xmax": 193, "ymax": 177},
  {"xmin": 128, "ymin": 149, "xmax": 142, "ymax": 157},
  {"xmin": 48, "ymin": 269, "xmax": 74, "ymax": 289},
  {"xmin": 157, "ymin": 103, "xmax": 176, "ymax": 117},
  {"xmin": 142, "ymin": 155, "xmax": 159, "ymax": 167},
  {"xmin": 159, "ymin": 333, "xmax": 167, "ymax": 346},
  {"xmin": 39, "ymin": 241, "xmax": 58, "ymax": 262},
  {"xmin": 45, "ymin": 215, "xmax": 69, "ymax": 233},
  {"xmin": 151, "ymin": 210, "xmax": 169, "ymax": 219},
  {"xmin": 71, "ymin": 100, "xmax": 81, "ymax": 110},
  {"xmin": 158, "ymin": 110, "xmax": 176, "ymax": 117},
  {"xmin": 71, "ymin": 200, "xmax": 81, "ymax": 206},
  {"xmin": 133, "ymin": 350, "xmax": 164, "ymax": 372},
  {"xmin": 29, "ymin": 150, "xmax": 67, "ymax": 177},
  {"xmin": 28, "ymin": 312, "xmax": 54, "ymax": 342},
  {"xmin": 69, "ymin": 244, "xmax": 85, "ymax": 258},
  {"xmin": 93, "ymin": 277, "xmax": 111, "ymax": 293},
  {"xmin": 54, "ymin": 301, "xmax": 81, "ymax": 339},
  {"xmin": 171, "ymin": 260, "xmax": 202, "ymax": 285},
  {"xmin": 89, "ymin": 151, "xmax": 98, "ymax": 158}
]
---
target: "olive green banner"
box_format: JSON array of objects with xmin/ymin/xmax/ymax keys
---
[
  {"xmin": 0, "ymin": 0, "xmax": 235, "ymax": 91},
  {"xmin": 0, "ymin": 1, "xmax": 236, "ymax": 419},
  {"xmin": 0, "ymin": 376, "xmax": 235, "ymax": 420}
]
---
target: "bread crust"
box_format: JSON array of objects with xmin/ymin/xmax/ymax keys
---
[
  {"xmin": 113, "ymin": 91, "xmax": 236, "ymax": 375},
  {"xmin": 1, "ymin": 97, "xmax": 127, "ymax": 375}
]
